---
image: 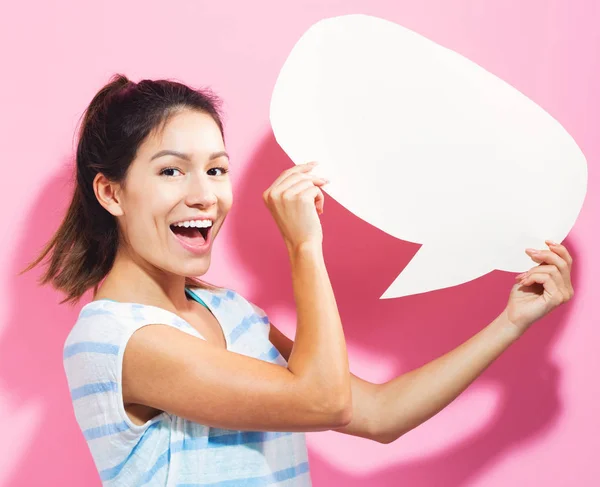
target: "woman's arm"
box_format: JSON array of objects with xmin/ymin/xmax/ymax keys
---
[
  {"xmin": 286, "ymin": 242, "xmax": 353, "ymax": 417},
  {"xmin": 269, "ymin": 322, "xmax": 382, "ymax": 441},
  {"xmin": 269, "ymin": 242, "xmax": 573, "ymax": 443},
  {"xmin": 269, "ymin": 312, "xmax": 519, "ymax": 444},
  {"xmin": 373, "ymin": 309, "xmax": 519, "ymax": 443},
  {"xmin": 347, "ymin": 241, "xmax": 574, "ymax": 444}
]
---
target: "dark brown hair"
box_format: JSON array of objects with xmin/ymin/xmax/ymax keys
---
[{"xmin": 20, "ymin": 74, "xmax": 226, "ymax": 305}]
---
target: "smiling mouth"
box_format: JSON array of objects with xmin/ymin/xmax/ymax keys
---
[{"xmin": 169, "ymin": 224, "xmax": 212, "ymax": 244}]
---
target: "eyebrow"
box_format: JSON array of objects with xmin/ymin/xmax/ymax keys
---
[{"xmin": 150, "ymin": 150, "xmax": 229, "ymax": 162}]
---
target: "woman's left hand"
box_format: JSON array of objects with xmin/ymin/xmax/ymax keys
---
[{"xmin": 504, "ymin": 240, "xmax": 575, "ymax": 336}]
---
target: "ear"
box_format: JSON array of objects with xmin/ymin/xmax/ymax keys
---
[{"xmin": 93, "ymin": 172, "xmax": 124, "ymax": 217}]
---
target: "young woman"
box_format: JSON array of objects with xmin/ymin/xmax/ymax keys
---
[{"xmin": 23, "ymin": 74, "xmax": 574, "ymax": 486}]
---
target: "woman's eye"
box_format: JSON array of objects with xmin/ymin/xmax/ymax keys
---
[
  {"xmin": 209, "ymin": 167, "xmax": 230, "ymax": 176},
  {"xmin": 160, "ymin": 167, "xmax": 183, "ymax": 177}
]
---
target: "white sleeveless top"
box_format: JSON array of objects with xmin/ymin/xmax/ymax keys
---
[{"xmin": 62, "ymin": 286, "xmax": 312, "ymax": 486}]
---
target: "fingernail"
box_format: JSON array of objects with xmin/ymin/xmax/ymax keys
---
[
  {"xmin": 547, "ymin": 240, "xmax": 559, "ymax": 246},
  {"xmin": 526, "ymin": 248, "xmax": 538, "ymax": 254}
]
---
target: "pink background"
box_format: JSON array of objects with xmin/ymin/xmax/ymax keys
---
[{"xmin": 1, "ymin": 0, "xmax": 598, "ymax": 485}]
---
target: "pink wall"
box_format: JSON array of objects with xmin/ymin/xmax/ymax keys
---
[{"xmin": 1, "ymin": 0, "xmax": 598, "ymax": 485}]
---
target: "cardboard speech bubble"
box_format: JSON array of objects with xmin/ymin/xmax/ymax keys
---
[{"xmin": 270, "ymin": 14, "xmax": 587, "ymax": 298}]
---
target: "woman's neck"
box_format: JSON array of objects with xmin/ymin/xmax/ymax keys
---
[{"xmin": 94, "ymin": 248, "xmax": 191, "ymax": 312}]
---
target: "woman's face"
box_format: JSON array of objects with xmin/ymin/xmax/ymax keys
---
[{"xmin": 116, "ymin": 108, "xmax": 233, "ymax": 278}]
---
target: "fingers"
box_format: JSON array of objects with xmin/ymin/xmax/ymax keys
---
[
  {"xmin": 265, "ymin": 162, "xmax": 319, "ymax": 194},
  {"xmin": 545, "ymin": 240, "xmax": 573, "ymax": 270},
  {"xmin": 525, "ymin": 247, "xmax": 567, "ymax": 272},
  {"xmin": 520, "ymin": 272, "xmax": 566, "ymax": 306},
  {"xmin": 263, "ymin": 162, "xmax": 326, "ymax": 202},
  {"xmin": 282, "ymin": 178, "xmax": 325, "ymax": 212},
  {"xmin": 517, "ymin": 264, "xmax": 567, "ymax": 295},
  {"xmin": 283, "ymin": 177, "xmax": 323, "ymax": 198},
  {"xmin": 519, "ymin": 241, "xmax": 575, "ymax": 302}
]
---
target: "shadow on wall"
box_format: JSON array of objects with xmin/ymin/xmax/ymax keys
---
[
  {"xmin": 3, "ymin": 133, "xmax": 576, "ymax": 486},
  {"xmin": 4, "ymin": 158, "xmax": 101, "ymax": 486}
]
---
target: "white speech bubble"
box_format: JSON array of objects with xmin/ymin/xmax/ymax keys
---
[{"xmin": 270, "ymin": 14, "xmax": 587, "ymax": 298}]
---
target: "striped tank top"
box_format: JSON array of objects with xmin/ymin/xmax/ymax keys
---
[{"xmin": 63, "ymin": 286, "xmax": 312, "ymax": 486}]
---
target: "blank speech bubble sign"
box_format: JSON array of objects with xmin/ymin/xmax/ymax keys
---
[{"xmin": 270, "ymin": 14, "xmax": 588, "ymax": 299}]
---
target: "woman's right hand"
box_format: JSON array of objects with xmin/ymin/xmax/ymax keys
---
[{"xmin": 262, "ymin": 161, "xmax": 329, "ymax": 253}]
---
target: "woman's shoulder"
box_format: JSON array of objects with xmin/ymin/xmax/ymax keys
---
[
  {"xmin": 63, "ymin": 300, "xmax": 134, "ymax": 359},
  {"xmin": 64, "ymin": 297, "xmax": 186, "ymax": 359}
]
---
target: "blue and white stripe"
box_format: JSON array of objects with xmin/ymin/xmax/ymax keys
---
[{"xmin": 63, "ymin": 286, "xmax": 311, "ymax": 486}]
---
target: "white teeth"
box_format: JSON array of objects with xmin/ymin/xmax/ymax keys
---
[{"xmin": 172, "ymin": 220, "xmax": 213, "ymax": 228}]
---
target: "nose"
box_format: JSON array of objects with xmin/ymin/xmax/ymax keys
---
[{"xmin": 184, "ymin": 171, "xmax": 218, "ymax": 208}]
